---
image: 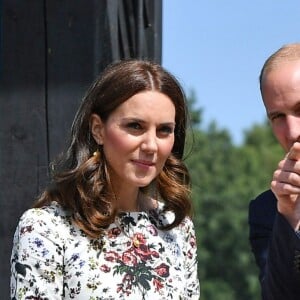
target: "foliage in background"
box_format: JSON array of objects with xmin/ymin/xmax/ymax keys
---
[{"xmin": 184, "ymin": 90, "xmax": 284, "ymax": 300}]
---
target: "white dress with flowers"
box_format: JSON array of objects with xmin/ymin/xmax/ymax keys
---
[{"xmin": 11, "ymin": 201, "xmax": 200, "ymax": 299}]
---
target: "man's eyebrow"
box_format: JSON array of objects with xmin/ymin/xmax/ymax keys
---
[{"xmin": 267, "ymin": 111, "xmax": 281, "ymax": 119}]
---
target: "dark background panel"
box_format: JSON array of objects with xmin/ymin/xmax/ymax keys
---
[
  {"xmin": 0, "ymin": 0, "xmax": 162, "ymax": 297},
  {"xmin": 0, "ymin": 0, "xmax": 48, "ymax": 293},
  {"xmin": 45, "ymin": 0, "xmax": 97, "ymax": 160}
]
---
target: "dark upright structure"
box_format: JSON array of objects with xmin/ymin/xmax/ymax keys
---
[{"xmin": 0, "ymin": 1, "xmax": 162, "ymax": 297}]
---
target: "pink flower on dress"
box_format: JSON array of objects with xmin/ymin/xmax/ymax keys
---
[
  {"xmin": 117, "ymin": 274, "xmax": 134, "ymax": 296},
  {"xmin": 189, "ymin": 235, "xmax": 196, "ymax": 248},
  {"xmin": 100, "ymin": 264, "xmax": 111, "ymax": 273},
  {"xmin": 187, "ymin": 249, "xmax": 193, "ymax": 259},
  {"xmin": 153, "ymin": 278, "xmax": 164, "ymax": 291},
  {"xmin": 146, "ymin": 224, "xmax": 158, "ymax": 236},
  {"xmin": 122, "ymin": 250, "xmax": 138, "ymax": 266},
  {"xmin": 104, "ymin": 250, "xmax": 120, "ymax": 262},
  {"xmin": 154, "ymin": 263, "xmax": 170, "ymax": 277},
  {"xmin": 107, "ymin": 227, "xmax": 121, "ymax": 239},
  {"xmin": 134, "ymin": 244, "xmax": 154, "ymax": 261},
  {"xmin": 132, "ymin": 233, "xmax": 146, "ymax": 246},
  {"xmin": 151, "ymin": 250, "xmax": 159, "ymax": 258}
]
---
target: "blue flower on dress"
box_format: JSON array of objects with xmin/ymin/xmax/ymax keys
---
[{"xmin": 33, "ymin": 238, "xmax": 44, "ymax": 248}]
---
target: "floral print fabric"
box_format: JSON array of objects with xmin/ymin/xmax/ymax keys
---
[{"xmin": 11, "ymin": 202, "xmax": 200, "ymax": 299}]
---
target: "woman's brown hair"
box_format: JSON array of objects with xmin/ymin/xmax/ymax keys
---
[{"xmin": 34, "ymin": 59, "xmax": 192, "ymax": 238}]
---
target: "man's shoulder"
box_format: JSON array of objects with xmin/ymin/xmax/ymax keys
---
[
  {"xmin": 249, "ymin": 189, "xmax": 277, "ymax": 222},
  {"xmin": 251, "ymin": 189, "xmax": 277, "ymax": 207}
]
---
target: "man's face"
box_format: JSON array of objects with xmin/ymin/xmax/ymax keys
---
[{"xmin": 261, "ymin": 60, "xmax": 300, "ymax": 152}]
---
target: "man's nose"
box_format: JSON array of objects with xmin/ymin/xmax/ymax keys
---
[{"xmin": 286, "ymin": 115, "xmax": 300, "ymax": 142}]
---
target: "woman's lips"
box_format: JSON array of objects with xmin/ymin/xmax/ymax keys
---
[{"xmin": 132, "ymin": 159, "xmax": 155, "ymax": 168}]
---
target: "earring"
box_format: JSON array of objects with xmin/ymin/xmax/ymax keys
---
[
  {"xmin": 93, "ymin": 143, "xmax": 102, "ymax": 160},
  {"xmin": 93, "ymin": 149, "xmax": 100, "ymax": 158}
]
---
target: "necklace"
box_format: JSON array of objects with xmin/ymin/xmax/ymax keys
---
[
  {"xmin": 113, "ymin": 187, "xmax": 159, "ymax": 248},
  {"xmin": 133, "ymin": 235, "xmax": 141, "ymax": 248},
  {"xmin": 116, "ymin": 210, "xmax": 149, "ymax": 248}
]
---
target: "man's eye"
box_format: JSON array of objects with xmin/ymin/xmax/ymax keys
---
[{"xmin": 269, "ymin": 113, "xmax": 285, "ymax": 122}]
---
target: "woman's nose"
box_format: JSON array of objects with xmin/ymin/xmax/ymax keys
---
[{"xmin": 141, "ymin": 131, "xmax": 158, "ymax": 152}]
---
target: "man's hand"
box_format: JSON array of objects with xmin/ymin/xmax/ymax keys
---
[{"xmin": 271, "ymin": 142, "xmax": 300, "ymax": 230}]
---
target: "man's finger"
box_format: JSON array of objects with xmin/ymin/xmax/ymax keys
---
[{"xmin": 287, "ymin": 142, "xmax": 300, "ymax": 160}]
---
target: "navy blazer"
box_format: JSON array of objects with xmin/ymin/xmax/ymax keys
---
[{"xmin": 249, "ymin": 189, "xmax": 300, "ymax": 299}]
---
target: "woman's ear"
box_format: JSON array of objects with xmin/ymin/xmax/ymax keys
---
[{"xmin": 90, "ymin": 114, "xmax": 104, "ymax": 145}]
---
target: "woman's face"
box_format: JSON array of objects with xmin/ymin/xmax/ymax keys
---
[{"xmin": 91, "ymin": 91, "xmax": 176, "ymax": 193}]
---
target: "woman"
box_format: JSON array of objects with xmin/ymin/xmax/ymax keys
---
[{"xmin": 11, "ymin": 59, "xmax": 200, "ymax": 299}]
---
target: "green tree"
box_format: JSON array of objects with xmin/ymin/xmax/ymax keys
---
[{"xmin": 184, "ymin": 91, "xmax": 284, "ymax": 300}]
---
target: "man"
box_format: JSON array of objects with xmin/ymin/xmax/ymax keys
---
[{"xmin": 249, "ymin": 43, "xmax": 300, "ymax": 299}]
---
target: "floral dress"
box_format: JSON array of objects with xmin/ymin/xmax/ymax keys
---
[{"xmin": 11, "ymin": 201, "xmax": 200, "ymax": 299}]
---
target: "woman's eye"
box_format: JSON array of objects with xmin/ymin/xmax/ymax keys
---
[
  {"xmin": 159, "ymin": 126, "xmax": 174, "ymax": 134},
  {"xmin": 127, "ymin": 122, "xmax": 142, "ymax": 130}
]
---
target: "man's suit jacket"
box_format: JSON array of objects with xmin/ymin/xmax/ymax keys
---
[{"xmin": 249, "ymin": 189, "xmax": 300, "ymax": 300}]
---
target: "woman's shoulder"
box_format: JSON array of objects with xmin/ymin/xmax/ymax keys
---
[
  {"xmin": 21, "ymin": 201, "xmax": 69, "ymax": 218},
  {"xmin": 17, "ymin": 201, "xmax": 72, "ymax": 233}
]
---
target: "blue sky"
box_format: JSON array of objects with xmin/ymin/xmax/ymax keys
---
[{"xmin": 162, "ymin": 1, "xmax": 300, "ymax": 144}]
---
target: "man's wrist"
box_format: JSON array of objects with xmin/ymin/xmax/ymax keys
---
[{"xmin": 278, "ymin": 206, "xmax": 300, "ymax": 230}]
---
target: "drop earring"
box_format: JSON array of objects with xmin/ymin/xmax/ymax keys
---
[
  {"xmin": 93, "ymin": 149, "xmax": 100, "ymax": 159},
  {"xmin": 93, "ymin": 143, "xmax": 102, "ymax": 160}
]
